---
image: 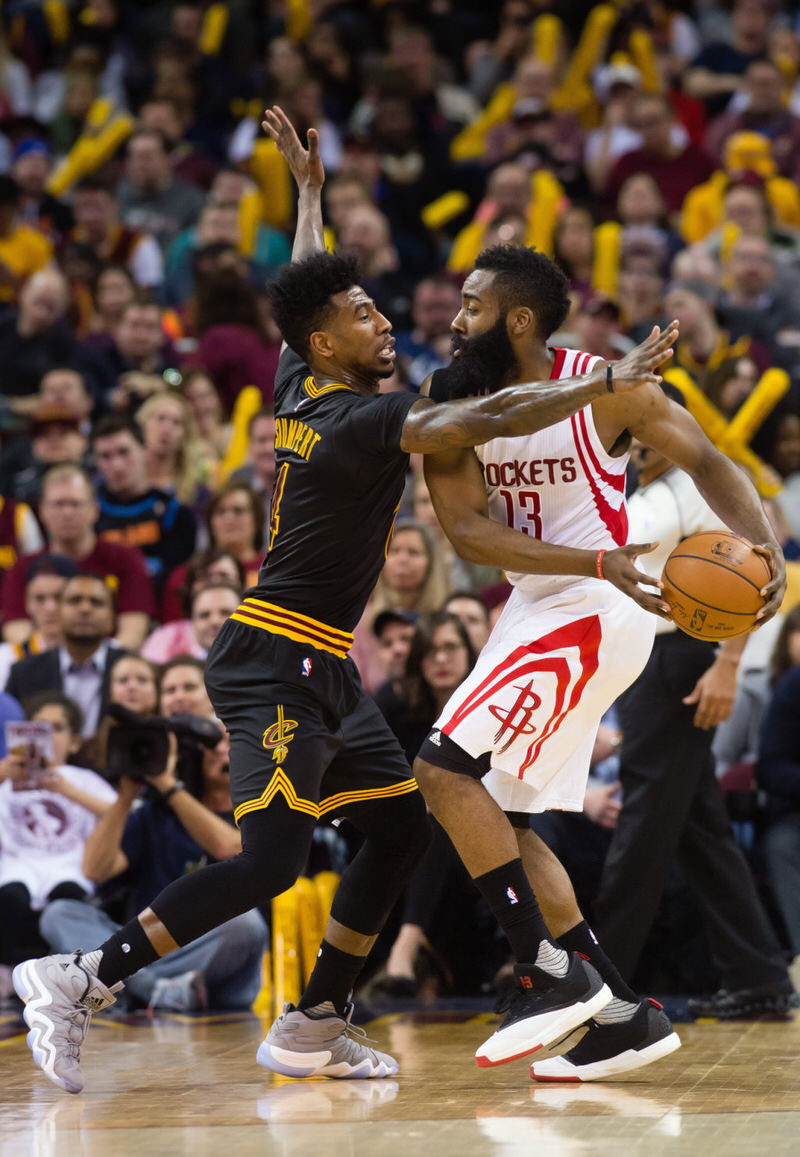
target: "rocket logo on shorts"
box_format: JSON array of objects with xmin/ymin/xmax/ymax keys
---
[
  {"xmin": 506, "ymin": 886, "xmax": 519, "ymax": 904},
  {"xmin": 488, "ymin": 680, "xmax": 542, "ymax": 753},
  {"xmin": 262, "ymin": 705, "xmax": 298, "ymax": 764}
]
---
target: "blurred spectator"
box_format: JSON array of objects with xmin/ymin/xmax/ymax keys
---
[
  {"xmin": 141, "ymin": 580, "xmax": 240, "ymax": 665},
  {"xmin": 93, "ymin": 297, "xmax": 178, "ymax": 409},
  {"xmin": 0, "ymin": 403, "xmax": 89, "ymax": 507},
  {"xmin": 229, "ymin": 407, "xmax": 275, "ymax": 498},
  {"xmin": 0, "ymin": 691, "xmax": 116, "ymax": 972},
  {"xmin": 664, "ymin": 279, "xmax": 771, "ymax": 392},
  {"xmin": 705, "ymin": 59, "xmax": 800, "ymax": 184},
  {"xmin": 136, "ymin": 390, "xmax": 208, "ymax": 509},
  {"xmin": 0, "ymin": 30, "xmax": 33, "ymax": 118},
  {"xmin": 6, "ymin": 572, "xmax": 124, "ymax": 738},
  {"xmin": 12, "ymin": 140, "xmax": 73, "ymax": 242},
  {"xmin": 0, "ymin": 555, "xmax": 75, "ymax": 690},
  {"xmin": 394, "ymin": 275, "xmax": 461, "ymax": 391},
  {"xmin": 372, "ymin": 612, "xmax": 477, "ymax": 993},
  {"xmin": 371, "ymin": 609, "xmax": 418, "ymax": 694},
  {"xmin": 1, "ymin": 465, "xmax": 154, "ymax": 649},
  {"xmin": 160, "ymin": 546, "xmax": 245, "ymax": 625},
  {"xmin": 138, "ymin": 97, "xmax": 218, "ymax": 191},
  {"xmin": 585, "ymin": 62, "xmax": 643, "ymax": 193},
  {"xmin": 0, "ymin": 176, "xmax": 52, "ymax": 306},
  {"xmin": 718, "ymin": 235, "xmax": 800, "ymax": 354},
  {"xmin": 106, "ymin": 654, "xmax": 159, "ymax": 717},
  {"xmin": 442, "ymin": 591, "xmax": 492, "ymax": 656},
  {"xmin": 68, "ymin": 177, "xmax": 164, "ymax": 290},
  {"xmin": 92, "ymin": 414, "xmax": 197, "ymax": 591},
  {"xmin": 116, "ymin": 129, "xmax": 205, "ymax": 254},
  {"xmin": 714, "ymin": 605, "xmax": 800, "ymax": 779},
  {"xmin": 466, "ymin": 0, "xmax": 536, "ymax": 104},
  {"xmin": 573, "ymin": 295, "xmax": 631, "ymax": 361},
  {"xmin": 192, "ymin": 266, "xmax": 280, "ymax": 411},
  {"xmin": 85, "ymin": 265, "xmax": 136, "ymax": 344},
  {"xmin": 0, "ymin": 269, "xmax": 74, "ymax": 399},
  {"xmin": 354, "ymin": 520, "xmax": 451, "ymax": 695},
  {"xmin": 337, "ymin": 202, "xmax": 415, "ymax": 330},
  {"xmin": 686, "ymin": 0, "xmax": 774, "ymax": 117},
  {"xmin": 179, "ymin": 368, "xmax": 232, "ymax": 474},
  {"xmin": 41, "ymin": 706, "xmax": 266, "ymax": 1012},
  {"xmin": 604, "ymin": 93, "xmax": 715, "ymax": 217},
  {"xmin": 617, "ymin": 253, "xmax": 667, "ymax": 337},
  {"xmin": 158, "ymin": 655, "xmax": 213, "ymax": 718},
  {"xmin": 554, "ymin": 207, "xmax": 596, "ymax": 300}
]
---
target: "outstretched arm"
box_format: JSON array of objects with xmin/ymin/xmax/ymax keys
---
[
  {"xmin": 424, "ymin": 447, "xmax": 669, "ymax": 617},
  {"xmin": 401, "ymin": 323, "xmax": 678, "ymax": 454},
  {"xmin": 262, "ymin": 105, "xmax": 325, "ymax": 260}
]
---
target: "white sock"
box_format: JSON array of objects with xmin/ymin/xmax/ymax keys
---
[
  {"xmin": 594, "ymin": 996, "xmax": 639, "ymax": 1024},
  {"xmin": 535, "ymin": 940, "xmax": 570, "ymax": 977},
  {"xmin": 79, "ymin": 949, "xmax": 103, "ymax": 976}
]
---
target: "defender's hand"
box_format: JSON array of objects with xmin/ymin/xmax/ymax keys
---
[
  {"xmin": 602, "ymin": 322, "xmax": 679, "ymax": 394},
  {"xmin": 753, "ymin": 542, "xmax": 786, "ymax": 626},
  {"xmin": 602, "ymin": 542, "xmax": 672, "ymax": 618},
  {"xmin": 262, "ymin": 104, "xmax": 325, "ymax": 190}
]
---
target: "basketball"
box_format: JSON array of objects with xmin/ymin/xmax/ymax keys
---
[{"xmin": 661, "ymin": 531, "xmax": 770, "ymax": 641}]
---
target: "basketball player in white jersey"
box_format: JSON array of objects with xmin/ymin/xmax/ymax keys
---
[{"xmin": 413, "ymin": 245, "xmax": 785, "ymax": 1080}]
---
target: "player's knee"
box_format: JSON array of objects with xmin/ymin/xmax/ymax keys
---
[{"xmin": 412, "ymin": 756, "xmax": 450, "ymax": 804}]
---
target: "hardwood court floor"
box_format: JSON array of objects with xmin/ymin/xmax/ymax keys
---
[{"xmin": 2, "ymin": 1007, "xmax": 800, "ymax": 1156}]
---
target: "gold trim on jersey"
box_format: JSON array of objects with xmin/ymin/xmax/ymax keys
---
[
  {"xmin": 233, "ymin": 768, "xmax": 418, "ymax": 824},
  {"xmin": 303, "ymin": 375, "xmax": 354, "ymax": 399},
  {"xmin": 230, "ymin": 597, "xmax": 354, "ymax": 659}
]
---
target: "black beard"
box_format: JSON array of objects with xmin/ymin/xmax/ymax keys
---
[{"xmin": 440, "ymin": 317, "xmax": 520, "ymax": 400}]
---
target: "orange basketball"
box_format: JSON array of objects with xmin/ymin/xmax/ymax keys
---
[{"xmin": 661, "ymin": 531, "xmax": 770, "ymax": 641}]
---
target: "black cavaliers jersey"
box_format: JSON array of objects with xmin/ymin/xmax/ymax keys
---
[{"xmin": 246, "ymin": 349, "xmax": 417, "ymax": 634}]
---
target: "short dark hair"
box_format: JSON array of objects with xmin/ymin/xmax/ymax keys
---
[
  {"xmin": 268, "ymin": 251, "xmax": 360, "ymax": 359},
  {"xmin": 91, "ymin": 414, "xmax": 144, "ymax": 447},
  {"xmin": 206, "ymin": 480, "xmax": 266, "ymax": 553},
  {"xmin": 248, "ymin": 405, "xmax": 274, "ymax": 432},
  {"xmin": 443, "ymin": 590, "xmax": 490, "ymax": 623},
  {"xmin": 25, "ymin": 690, "xmax": 84, "ymax": 737},
  {"xmin": 475, "ymin": 245, "xmax": 571, "ymax": 339},
  {"xmin": 74, "ymin": 174, "xmax": 115, "ymax": 197}
]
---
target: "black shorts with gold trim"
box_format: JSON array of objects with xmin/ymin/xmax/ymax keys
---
[{"xmin": 205, "ymin": 609, "xmax": 418, "ymax": 827}]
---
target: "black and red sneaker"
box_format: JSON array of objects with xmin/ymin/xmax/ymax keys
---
[
  {"xmin": 475, "ymin": 955, "xmax": 611, "ymax": 1068},
  {"xmin": 530, "ymin": 997, "xmax": 681, "ymax": 1082}
]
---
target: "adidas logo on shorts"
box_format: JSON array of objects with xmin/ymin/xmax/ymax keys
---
[{"xmin": 429, "ymin": 730, "xmax": 442, "ymax": 746}]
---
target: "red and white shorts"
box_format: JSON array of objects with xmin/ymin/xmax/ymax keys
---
[{"xmin": 433, "ymin": 576, "xmax": 655, "ymax": 814}]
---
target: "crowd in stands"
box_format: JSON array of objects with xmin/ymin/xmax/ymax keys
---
[{"xmin": 3, "ymin": 0, "xmax": 800, "ymax": 1010}]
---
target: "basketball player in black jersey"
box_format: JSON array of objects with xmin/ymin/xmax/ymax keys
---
[{"xmin": 12, "ymin": 108, "xmax": 678, "ymax": 1095}]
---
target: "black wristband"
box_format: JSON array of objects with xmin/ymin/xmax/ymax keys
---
[
  {"xmin": 606, "ymin": 364, "xmax": 613, "ymax": 393},
  {"xmin": 160, "ymin": 780, "xmax": 185, "ymax": 804}
]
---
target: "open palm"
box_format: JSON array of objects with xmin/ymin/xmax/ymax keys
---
[{"xmin": 262, "ymin": 104, "xmax": 325, "ymax": 189}]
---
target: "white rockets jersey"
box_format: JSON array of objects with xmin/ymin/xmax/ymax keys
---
[{"xmin": 475, "ymin": 348, "xmax": 629, "ymax": 594}]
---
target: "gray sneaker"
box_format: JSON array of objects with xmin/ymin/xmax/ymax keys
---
[
  {"xmin": 147, "ymin": 969, "xmax": 208, "ymax": 1014},
  {"xmin": 257, "ymin": 1001, "xmax": 399, "ymax": 1079},
  {"xmin": 12, "ymin": 952, "xmax": 122, "ymax": 1094}
]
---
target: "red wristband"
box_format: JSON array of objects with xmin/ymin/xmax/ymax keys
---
[{"xmin": 596, "ymin": 549, "xmax": 606, "ymax": 580}]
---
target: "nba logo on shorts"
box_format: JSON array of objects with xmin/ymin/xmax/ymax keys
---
[
  {"xmin": 506, "ymin": 886, "xmax": 518, "ymax": 905},
  {"xmin": 302, "ymin": 657, "xmax": 312, "ymax": 677}
]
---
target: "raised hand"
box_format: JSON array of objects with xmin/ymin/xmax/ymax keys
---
[
  {"xmin": 262, "ymin": 104, "xmax": 324, "ymax": 190},
  {"xmin": 604, "ymin": 321, "xmax": 679, "ymax": 394}
]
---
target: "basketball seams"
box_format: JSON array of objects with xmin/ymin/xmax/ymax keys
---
[
  {"xmin": 661, "ymin": 575, "xmax": 759, "ymax": 616},
  {"xmin": 664, "ymin": 554, "xmax": 766, "ymax": 596}
]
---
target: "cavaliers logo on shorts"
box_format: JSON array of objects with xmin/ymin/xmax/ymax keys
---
[{"xmin": 262, "ymin": 705, "xmax": 298, "ymax": 764}]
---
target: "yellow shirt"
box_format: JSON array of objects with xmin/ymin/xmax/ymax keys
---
[{"xmin": 0, "ymin": 227, "xmax": 53, "ymax": 301}]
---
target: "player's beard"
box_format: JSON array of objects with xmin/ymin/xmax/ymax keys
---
[{"xmin": 444, "ymin": 318, "xmax": 520, "ymax": 399}]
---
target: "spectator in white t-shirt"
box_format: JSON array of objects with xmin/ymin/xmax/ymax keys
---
[{"xmin": 0, "ymin": 692, "xmax": 116, "ymax": 974}]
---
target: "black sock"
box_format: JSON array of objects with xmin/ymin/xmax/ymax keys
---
[
  {"xmin": 473, "ymin": 859, "xmax": 554, "ymax": 964},
  {"xmin": 93, "ymin": 918, "xmax": 161, "ymax": 988},
  {"xmin": 297, "ymin": 940, "xmax": 368, "ymax": 1015},
  {"xmin": 558, "ymin": 920, "xmax": 638, "ymax": 1003}
]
